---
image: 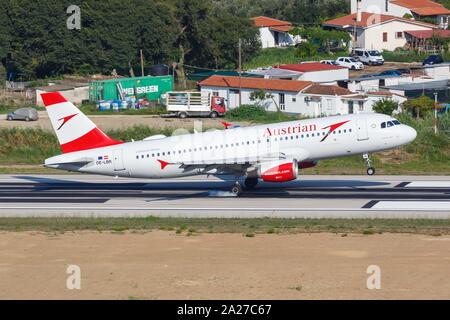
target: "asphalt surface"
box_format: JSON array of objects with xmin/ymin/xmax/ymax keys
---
[{"xmin": 0, "ymin": 174, "xmax": 449, "ymax": 218}]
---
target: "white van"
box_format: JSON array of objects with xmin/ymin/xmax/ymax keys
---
[{"xmin": 353, "ymin": 48, "xmax": 384, "ymax": 66}]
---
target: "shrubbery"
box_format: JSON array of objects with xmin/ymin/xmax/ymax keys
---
[{"xmin": 225, "ymin": 105, "xmax": 297, "ymax": 123}]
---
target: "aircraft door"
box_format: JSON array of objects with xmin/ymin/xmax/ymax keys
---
[
  {"xmin": 113, "ymin": 149, "xmax": 126, "ymax": 171},
  {"xmin": 356, "ymin": 118, "xmax": 369, "ymax": 141}
]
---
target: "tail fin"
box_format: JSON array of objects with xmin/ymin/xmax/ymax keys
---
[{"xmin": 41, "ymin": 92, "xmax": 122, "ymax": 153}]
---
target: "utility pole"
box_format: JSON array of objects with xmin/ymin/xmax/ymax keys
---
[
  {"xmin": 434, "ymin": 92, "xmax": 438, "ymax": 135},
  {"xmin": 238, "ymin": 38, "xmax": 242, "ymax": 107},
  {"xmin": 140, "ymin": 49, "xmax": 145, "ymax": 77}
]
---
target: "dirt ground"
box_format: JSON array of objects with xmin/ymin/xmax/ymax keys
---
[
  {"xmin": 349, "ymin": 61, "xmax": 422, "ymax": 78},
  {"xmin": 0, "ymin": 231, "xmax": 449, "ymax": 300},
  {"xmin": 0, "ymin": 112, "xmax": 232, "ymax": 131}
]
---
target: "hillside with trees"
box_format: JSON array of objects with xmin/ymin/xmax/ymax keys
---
[{"xmin": 1, "ymin": 0, "xmax": 349, "ymax": 80}]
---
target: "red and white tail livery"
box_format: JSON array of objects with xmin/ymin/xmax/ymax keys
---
[
  {"xmin": 41, "ymin": 92, "xmax": 122, "ymax": 153},
  {"xmin": 43, "ymin": 92, "xmax": 417, "ymax": 196}
]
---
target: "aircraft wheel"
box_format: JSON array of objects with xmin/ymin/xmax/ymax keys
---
[
  {"xmin": 230, "ymin": 183, "xmax": 242, "ymax": 196},
  {"xmin": 178, "ymin": 112, "xmax": 187, "ymax": 119},
  {"xmin": 367, "ymin": 167, "xmax": 376, "ymax": 176},
  {"xmin": 244, "ymin": 177, "xmax": 258, "ymax": 189}
]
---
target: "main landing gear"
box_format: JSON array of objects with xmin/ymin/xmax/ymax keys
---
[
  {"xmin": 244, "ymin": 177, "xmax": 258, "ymax": 189},
  {"xmin": 230, "ymin": 181, "xmax": 243, "ymax": 196},
  {"xmin": 363, "ymin": 153, "xmax": 376, "ymax": 176},
  {"xmin": 230, "ymin": 177, "xmax": 259, "ymax": 196}
]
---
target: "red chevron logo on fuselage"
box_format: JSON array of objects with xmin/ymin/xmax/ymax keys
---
[
  {"xmin": 321, "ymin": 120, "xmax": 350, "ymax": 142},
  {"xmin": 57, "ymin": 113, "xmax": 78, "ymax": 130}
]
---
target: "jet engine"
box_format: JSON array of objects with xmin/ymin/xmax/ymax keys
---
[
  {"xmin": 298, "ymin": 161, "xmax": 318, "ymax": 169},
  {"xmin": 258, "ymin": 159, "xmax": 298, "ymax": 182}
]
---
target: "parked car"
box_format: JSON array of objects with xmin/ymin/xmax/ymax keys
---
[
  {"xmin": 320, "ymin": 60, "xmax": 338, "ymax": 65},
  {"xmin": 353, "ymin": 48, "xmax": 385, "ymax": 65},
  {"xmin": 422, "ymin": 55, "xmax": 444, "ymax": 66},
  {"xmin": 6, "ymin": 108, "xmax": 39, "ymax": 122},
  {"xmin": 393, "ymin": 68, "xmax": 411, "ymax": 75},
  {"xmin": 377, "ymin": 70, "xmax": 402, "ymax": 77},
  {"xmin": 335, "ymin": 57, "xmax": 364, "ymax": 70}
]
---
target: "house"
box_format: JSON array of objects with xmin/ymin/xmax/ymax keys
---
[
  {"xmin": 277, "ymin": 63, "xmax": 349, "ymax": 83},
  {"xmin": 350, "ymin": 0, "xmax": 450, "ymax": 29},
  {"xmin": 301, "ymin": 84, "xmax": 358, "ymax": 116},
  {"xmin": 301, "ymin": 85, "xmax": 406, "ymax": 116},
  {"xmin": 252, "ymin": 16, "xmax": 301, "ymax": 48},
  {"xmin": 246, "ymin": 67, "xmax": 304, "ymax": 81},
  {"xmin": 404, "ymin": 29, "xmax": 450, "ymax": 51},
  {"xmin": 382, "ymin": 79, "xmax": 450, "ymax": 99},
  {"xmin": 340, "ymin": 74, "xmax": 414, "ymax": 93},
  {"xmin": 198, "ymin": 75, "xmax": 312, "ymax": 113},
  {"xmin": 323, "ymin": 11, "xmax": 437, "ymax": 51},
  {"xmin": 35, "ymin": 83, "xmax": 89, "ymax": 106},
  {"xmin": 198, "ymin": 75, "xmax": 397, "ymax": 116}
]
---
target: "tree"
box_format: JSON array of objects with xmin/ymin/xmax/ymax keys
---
[
  {"xmin": 250, "ymin": 89, "xmax": 274, "ymax": 108},
  {"xmin": 402, "ymin": 95, "xmax": 435, "ymax": 119},
  {"xmin": 372, "ymin": 98, "xmax": 400, "ymax": 115},
  {"xmin": 296, "ymin": 41, "xmax": 319, "ymax": 58},
  {"xmin": 292, "ymin": 27, "xmax": 350, "ymax": 54}
]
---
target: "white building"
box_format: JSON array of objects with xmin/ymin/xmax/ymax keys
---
[
  {"xmin": 198, "ymin": 75, "xmax": 397, "ymax": 116},
  {"xmin": 252, "ymin": 16, "xmax": 301, "ymax": 48},
  {"xmin": 323, "ymin": 11, "xmax": 436, "ymax": 51},
  {"xmin": 35, "ymin": 83, "xmax": 89, "ymax": 106},
  {"xmin": 278, "ymin": 63, "xmax": 349, "ymax": 83},
  {"xmin": 342, "ymin": 74, "xmax": 414, "ymax": 93},
  {"xmin": 350, "ymin": 0, "xmax": 450, "ymax": 29},
  {"xmin": 199, "ymin": 75, "xmax": 312, "ymax": 113}
]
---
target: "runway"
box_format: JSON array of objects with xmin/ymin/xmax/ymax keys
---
[{"xmin": 0, "ymin": 174, "xmax": 449, "ymax": 218}]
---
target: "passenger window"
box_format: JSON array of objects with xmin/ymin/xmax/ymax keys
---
[{"xmin": 381, "ymin": 122, "xmax": 386, "ymax": 129}]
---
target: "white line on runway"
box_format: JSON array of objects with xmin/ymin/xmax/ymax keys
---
[
  {"xmin": 404, "ymin": 181, "xmax": 450, "ymax": 188},
  {"xmin": 371, "ymin": 201, "xmax": 450, "ymax": 210}
]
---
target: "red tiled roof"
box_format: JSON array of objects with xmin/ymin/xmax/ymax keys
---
[
  {"xmin": 198, "ymin": 75, "xmax": 312, "ymax": 92},
  {"xmin": 367, "ymin": 91, "xmax": 394, "ymax": 96},
  {"xmin": 405, "ymin": 29, "xmax": 450, "ymax": 39},
  {"xmin": 391, "ymin": 0, "xmax": 450, "ymax": 16},
  {"xmin": 270, "ymin": 25, "xmax": 294, "ymax": 32},
  {"xmin": 323, "ymin": 12, "xmax": 437, "ymax": 28},
  {"xmin": 303, "ymin": 84, "xmax": 353, "ymax": 96},
  {"xmin": 278, "ymin": 62, "xmax": 346, "ymax": 72},
  {"xmin": 252, "ymin": 16, "xmax": 292, "ymax": 28}
]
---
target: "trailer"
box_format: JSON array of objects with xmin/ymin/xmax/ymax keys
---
[{"xmin": 164, "ymin": 92, "xmax": 226, "ymax": 118}]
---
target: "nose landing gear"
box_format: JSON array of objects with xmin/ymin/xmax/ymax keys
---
[{"xmin": 363, "ymin": 153, "xmax": 376, "ymax": 176}]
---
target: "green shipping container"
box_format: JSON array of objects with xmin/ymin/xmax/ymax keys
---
[{"xmin": 89, "ymin": 75, "xmax": 173, "ymax": 102}]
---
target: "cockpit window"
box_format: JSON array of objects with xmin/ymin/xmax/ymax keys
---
[
  {"xmin": 387, "ymin": 121, "xmax": 394, "ymax": 127},
  {"xmin": 381, "ymin": 122, "xmax": 386, "ymax": 129},
  {"xmin": 392, "ymin": 120, "xmax": 401, "ymax": 125}
]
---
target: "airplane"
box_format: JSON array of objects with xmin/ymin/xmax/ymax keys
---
[{"xmin": 42, "ymin": 92, "xmax": 417, "ymax": 196}]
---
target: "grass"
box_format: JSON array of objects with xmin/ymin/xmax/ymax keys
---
[
  {"xmin": 0, "ymin": 104, "xmax": 43, "ymax": 114},
  {"xmin": 0, "ymin": 217, "xmax": 448, "ymax": 235},
  {"xmin": 243, "ymin": 47, "xmax": 348, "ymax": 70}
]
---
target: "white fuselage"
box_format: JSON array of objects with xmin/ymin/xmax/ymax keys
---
[{"xmin": 45, "ymin": 113, "xmax": 417, "ymax": 179}]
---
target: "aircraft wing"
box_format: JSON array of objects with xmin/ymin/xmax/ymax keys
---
[{"xmin": 163, "ymin": 148, "xmax": 310, "ymax": 175}]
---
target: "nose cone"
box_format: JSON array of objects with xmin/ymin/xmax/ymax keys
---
[{"xmin": 404, "ymin": 125, "xmax": 417, "ymax": 144}]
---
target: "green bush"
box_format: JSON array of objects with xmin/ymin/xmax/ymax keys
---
[
  {"xmin": 225, "ymin": 105, "xmax": 297, "ymax": 123},
  {"xmin": 373, "ymin": 98, "xmax": 399, "ymax": 115}
]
